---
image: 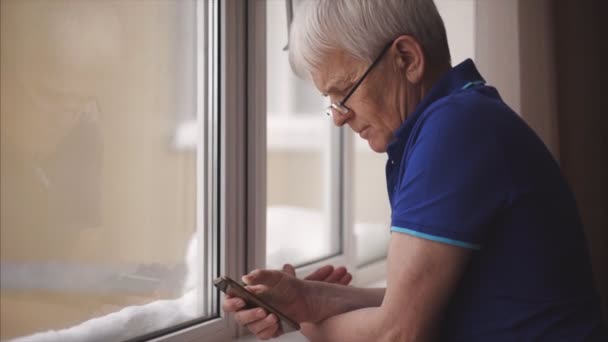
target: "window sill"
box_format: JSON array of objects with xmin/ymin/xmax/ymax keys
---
[{"xmin": 236, "ymin": 331, "xmax": 307, "ymax": 342}]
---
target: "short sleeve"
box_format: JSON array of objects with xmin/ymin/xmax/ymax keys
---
[{"xmin": 390, "ymin": 102, "xmax": 510, "ymax": 250}]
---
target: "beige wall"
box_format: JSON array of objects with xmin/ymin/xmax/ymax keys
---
[
  {"xmin": 352, "ymin": 147, "xmax": 391, "ymax": 224},
  {"xmin": 475, "ymin": 0, "xmax": 559, "ymax": 158},
  {"xmin": 267, "ymin": 147, "xmax": 390, "ymax": 224},
  {"xmin": 475, "ymin": 0, "xmax": 522, "ymax": 114},
  {"xmin": 267, "ymin": 152, "xmax": 324, "ymax": 210}
]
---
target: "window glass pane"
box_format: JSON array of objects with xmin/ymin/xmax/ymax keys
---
[
  {"xmin": 266, "ymin": 0, "xmax": 340, "ymax": 268},
  {"xmin": 353, "ymin": 139, "xmax": 392, "ymax": 266},
  {"xmin": 0, "ymin": 0, "xmax": 216, "ymax": 340}
]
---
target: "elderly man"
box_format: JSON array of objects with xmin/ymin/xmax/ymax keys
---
[{"xmin": 224, "ymin": 0, "xmax": 608, "ymax": 341}]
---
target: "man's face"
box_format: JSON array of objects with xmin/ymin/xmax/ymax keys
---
[{"xmin": 311, "ymin": 49, "xmax": 401, "ymax": 153}]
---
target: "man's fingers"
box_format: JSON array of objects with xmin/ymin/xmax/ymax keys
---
[
  {"xmin": 255, "ymin": 315, "xmax": 281, "ymax": 340},
  {"xmin": 324, "ymin": 266, "xmax": 347, "ymax": 283},
  {"xmin": 244, "ymin": 284, "xmax": 269, "ymax": 295},
  {"xmin": 234, "ymin": 307, "xmax": 268, "ymax": 326},
  {"xmin": 246, "ymin": 265, "xmax": 348, "ymax": 285},
  {"xmin": 242, "ymin": 269, "xmax": 283, "ymax": 286},
  {"xmin": 282, "ymin": 264, "xmax": 296, "ymax": 276},
  {"xmin": 303, "ymin": 265, "xmax": 351, "ymax": 284},
  {"xmin": 338, "ymin": 272, "xmax": 352, "ymax": 285},
  {"xmin": 304, "ymin": 265, "xmax": 334, "ymax": 281},
  {"xmin": 272, "ymin": 323, "xmax": 284, "ymax": 338},
  {"xmin": 247, "ymin": 313, "xmax": 278, "ymax": 336},
  {"xmin": 223, "ymin": 295, "xmax": 246, "ymax": 312}
]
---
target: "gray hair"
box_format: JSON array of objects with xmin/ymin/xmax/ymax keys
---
[{"xmin": 288, "ymin": 0, "xmax": 451, "ymax": 78}]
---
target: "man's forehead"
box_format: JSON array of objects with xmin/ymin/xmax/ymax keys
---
[
  {"xmin": 312, "ymin": 51, "xmax": 360, "ymax": 94},
  {"xmin": 313, "ymin": 74, "xmax": 346, "ymax": 95}
]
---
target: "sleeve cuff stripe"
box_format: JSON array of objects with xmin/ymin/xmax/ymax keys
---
[{"xmin": 390, "ymin": 226, "xmax": 482, "ymax": 250}]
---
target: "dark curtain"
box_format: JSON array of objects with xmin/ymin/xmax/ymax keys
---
[{"xmin": 553, "ymin": 0, "xmax": 608, "ymax": 317}]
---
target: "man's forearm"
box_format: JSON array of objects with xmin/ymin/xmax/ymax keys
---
[
  {"xmin": 302, "ymin": 281, "xmax": 385, "ymax": 322},
  {"xmin": 301, "ymin": 307, "xmax": 391, "ymax": 342},
  {"xmin": 301, "ymin": 306, "xmax": 435, "ymax": 342}
]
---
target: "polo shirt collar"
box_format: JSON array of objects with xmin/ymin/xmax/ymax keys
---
[{"xmin": 386, "ymin": 59, "xmax": 485, "ymax": 161}]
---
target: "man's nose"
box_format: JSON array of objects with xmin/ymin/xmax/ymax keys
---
[{"xmin": 332, "ymin": 110, "xmax": 353, "ymax": 127}]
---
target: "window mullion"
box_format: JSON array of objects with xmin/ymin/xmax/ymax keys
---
[
  {"xmin": 246, "ymin": 0, "xmax": 268, "ymax": 275},
  {"xmin": 221, "ymin": 0, "xmax": 249, "ymax": 338},
  {"xmin": 341, "ymin": 128, "xmax": 357, "ymax": 271}
]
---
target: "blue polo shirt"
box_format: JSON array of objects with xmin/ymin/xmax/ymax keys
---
[{"xmin": 387, "ymin": 59, "xmax": 607, "ymax": 341}]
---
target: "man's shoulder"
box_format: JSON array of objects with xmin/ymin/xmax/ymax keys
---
[
  {"xmin": 423, "ymin": 87, "xmax": 515, "ymax": 127},
  {"xmin": 409, "ymin": 87, "xmax": 532, "ymax": 158}
]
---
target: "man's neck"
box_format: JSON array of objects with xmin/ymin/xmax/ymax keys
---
[{"xmin": 401, "ymin": 63, "xmax": 451, "ymax": 122}]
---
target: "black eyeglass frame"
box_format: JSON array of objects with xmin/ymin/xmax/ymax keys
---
[{"xmin": 326, "ymin": 42, "xmax": 393, "ymax": 116}]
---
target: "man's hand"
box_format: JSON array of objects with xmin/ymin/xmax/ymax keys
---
[
  {"xmin": 222, "ymin": 264, "xmax": 351, "ymax": 340},
  {"xmin": 296, "ymin": 264, "xmax": 352, "ymax": 284}
]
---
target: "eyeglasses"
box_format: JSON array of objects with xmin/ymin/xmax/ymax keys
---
[{"xmin": 326, "ymin": 42, "xmax": 392, "ymax": 117}]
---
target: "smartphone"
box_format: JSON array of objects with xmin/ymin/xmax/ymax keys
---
[{"xmin": 213, "ymin": 275, "xmax": 300, "ymax": 330}]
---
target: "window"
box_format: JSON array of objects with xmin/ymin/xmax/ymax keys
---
[
  {"xmin": 262, "ymin": 0, "xmax": 392, "ymax": 281},
  {"xmin": 352, "ymin": 140, "xmax": 392, "ymax": 267},
  {"xmin": 0, "ymin": 0, "xmax": 226, "ymax": 341},
  {"xmin": 265, "ymin": 0, "xmax": 341, "ymax": 269}
]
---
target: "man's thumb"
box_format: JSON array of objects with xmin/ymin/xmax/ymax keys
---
[
  {"xmin": 282, "ymin": 264, "xmax": 296, "ymax": 276},
  {"xmin": 242, "ymin": 269, "xmax": 282, "ymax": 286}
]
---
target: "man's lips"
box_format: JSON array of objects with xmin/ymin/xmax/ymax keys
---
[
  {"xmin": 359, "ymin": 126, "xmax": 371, "ymax": 138},
  {"xmin": 356, "ymin": 125, "xmax": 370, "ymax": 134}
]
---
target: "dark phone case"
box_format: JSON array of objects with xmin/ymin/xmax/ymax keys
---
[{"xmin": 213, "ymin": 276, "xmax": 300, "ymax": 330}]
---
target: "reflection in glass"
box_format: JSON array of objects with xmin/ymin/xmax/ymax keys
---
[{"xmin": 0, "ymin": 1, "xmax": 210, "ymax": 340}]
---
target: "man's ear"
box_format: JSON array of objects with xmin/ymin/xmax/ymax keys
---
[{"xmin": 392, "ymin": 35, "xmax": 426, "ymax": 84}]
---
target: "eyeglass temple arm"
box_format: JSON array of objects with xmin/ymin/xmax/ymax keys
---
[
  {"xmin": 340, "ymin": 42, "xmax": 393, "ymax": 105},
  {"xmin": 283, "ymin": 0, "xmax": 294, "ymax": 51}
]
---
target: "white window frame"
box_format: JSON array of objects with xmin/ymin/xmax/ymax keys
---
[
  {"xmin": 152, "ymin": 0, "xmax": 249, "ymax": 341},
  {"xmin": 159, "ymin": 0, "xmax": 388, "ymax": 339}
]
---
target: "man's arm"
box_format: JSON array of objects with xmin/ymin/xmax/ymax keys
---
[
  {"xmin": 223, "ymin": 265, "xmax": 381, "ymax": 339},
  {"xmin": 231, "ymin": 272, "xmax": 386, "ymax": 339},
  {"xmin": 301, "ymin": 232, "xmax": 471, "ymax": 342},
  {"xmin": 300, "ymin": 283, "xmax": 386, "ymax": 320}
]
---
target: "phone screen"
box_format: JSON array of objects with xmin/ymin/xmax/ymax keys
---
[{"xmin": 213, "ymin": 276, "xmax": 300, "ymax": 330}]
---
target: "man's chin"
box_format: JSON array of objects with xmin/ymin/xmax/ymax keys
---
[{"xmin": 367, "ymin": 138, "xmax": 388, "ymax": 153}]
